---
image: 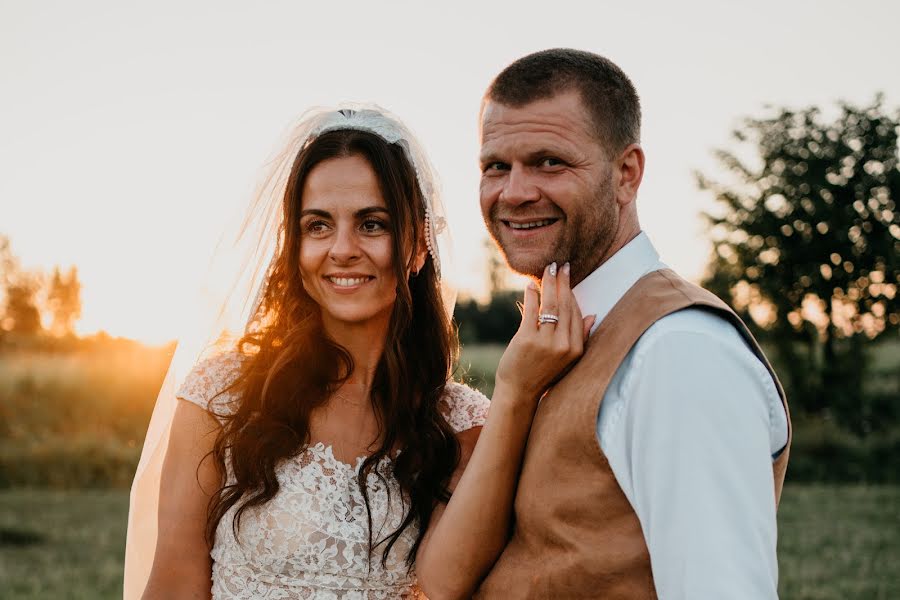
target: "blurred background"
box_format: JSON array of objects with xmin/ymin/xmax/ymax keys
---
[{"xmin": 1, "ymin": 1, "xmax": 898, "ymax": 598}]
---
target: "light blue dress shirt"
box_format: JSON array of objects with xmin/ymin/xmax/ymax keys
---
[{"xmin": 573, "ymin": 232, "xmax": 789, "ymax": 600}]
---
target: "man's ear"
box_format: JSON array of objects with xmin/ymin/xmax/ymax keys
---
[{"xmin": 615, "ymin": 143, "xmax": 645, "ymax": 207}]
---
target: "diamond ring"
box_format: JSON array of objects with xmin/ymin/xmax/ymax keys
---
[{"xmin": 538, "ymin": 313, "xmax": 560, "ymax": 325}]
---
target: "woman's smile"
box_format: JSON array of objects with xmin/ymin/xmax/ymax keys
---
[{"xmin": 324, "ymin": 273, "xmax": 376, "ymax": 291}]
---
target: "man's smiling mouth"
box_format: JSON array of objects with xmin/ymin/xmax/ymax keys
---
[{"xmin": 503, "ymin": 219, "xmax": 559, "ymax": 230}]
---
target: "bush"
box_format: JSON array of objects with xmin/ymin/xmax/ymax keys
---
[
  {"xmin": 0, "ymin": 436, "xmax": 140, "ymax": 488},
  {"xmin": 786, "ymin": 415, "xmax": 900, "ymax": 483},
  {"xmin": 454, "ymin": 291, "xmax": 521, "ymax": 345}
]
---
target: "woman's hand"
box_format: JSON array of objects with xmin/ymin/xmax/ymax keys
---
[{"xmin": 494, "ymin": 261, "xmax": 595, "ymax": 405}]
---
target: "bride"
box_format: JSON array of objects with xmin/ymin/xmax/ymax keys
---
[{"xmin": 125, "ymin": 106, "xmax": 592, "ymax": 599}]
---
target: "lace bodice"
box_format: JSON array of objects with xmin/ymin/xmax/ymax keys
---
[{"xmin": 176, "ymin": 352, "xmax": 490, "ymax": 599}]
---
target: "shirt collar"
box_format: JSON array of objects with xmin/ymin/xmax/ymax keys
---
[{"xmin": 572, "ymin": 231, "xmax": 666, "ymax": 331}]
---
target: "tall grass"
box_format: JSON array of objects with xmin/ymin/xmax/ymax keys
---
[
  {"xmin": 0, "ymin": 340, "xmax": 506, "ymax": 489},
  {"xmin": 457, "ymin": 343, "xmax": 505, "ymax": 397},
  {"xmin": 1, "ymin": 337, "xmax": 896, "ymax": 487},
  {"xmin": 0, "ymin": 340, "xmax": 170, "ymax": 488}
]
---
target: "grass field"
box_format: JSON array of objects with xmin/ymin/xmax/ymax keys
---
[
  {"xmin": 458, "ymin": 343, "xmax": 506, "ymax": 396},
  {"xmin": 0, "ymin": 485, "xmax": 897, "ymax": 599},
  {"xmin": 0, "ymin": 490, "xmax": 127, "ymax": 599}
]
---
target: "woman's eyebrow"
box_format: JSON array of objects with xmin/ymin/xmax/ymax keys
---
[
  {"xmin": 355, "ymin": 206, "xmax": 390, "ymax": 218},
  {"xmin": 300, "ymin": 208, "xmax": 331, "ymax": 218},
  {"xmin": 300, "ymin": 206, "xmax": 389, "ymax": 218}
]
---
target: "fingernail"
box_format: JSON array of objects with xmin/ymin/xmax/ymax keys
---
[
  {"xmin": 548, "ymin": 262, "xmax": 557, "ymax": 277},
  {"xmin": 562, "ymin": 262, "xmax": 570, "ymax": 275},
  {"xmin": 527, "ymin": 280, "xmax": 539, "ymax": 290}
]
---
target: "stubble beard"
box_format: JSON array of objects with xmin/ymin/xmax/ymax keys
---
[
  {"xmin": 489, "ymin": 179, "xmax": 618, "ymax": 285},
  {"xmin": 488, "ymin": 225, "xmax": 565, "ymax": 280}
]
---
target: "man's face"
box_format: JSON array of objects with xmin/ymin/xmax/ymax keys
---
[{"xmin": 479, "ymin": 91, "xmax": 618, "ymax": 284}]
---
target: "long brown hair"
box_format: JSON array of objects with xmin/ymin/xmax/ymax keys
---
[{"xmin": 205, "ymin": 128, "xmax": 460, "ymax": 566}]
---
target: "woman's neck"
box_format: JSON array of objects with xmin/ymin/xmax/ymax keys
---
[
  {"xmin": 312, "ymin": 311, "xmax": 392, "ymax": 457},
  {"xmin": 321, "ymin": 310, "xmax": 391, "ymax": 392}
]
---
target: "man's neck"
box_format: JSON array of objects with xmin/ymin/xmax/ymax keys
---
[
  {"xmin": 574, "ymin": 224, "xmax": 642, "ymax": 288},
  {"xmin": 572, "ymin": 231, "xmax": 664, "ymax": 333}
]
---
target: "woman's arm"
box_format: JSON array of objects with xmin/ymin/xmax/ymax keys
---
[
  {"xmin": 415, "ymin": 383, "xmax": 541, "ymax": 600},
  {"xmin": 416, "ymin": 262, "xmax": 593, "ymax": 599},
  {"xmin": 141, "ymin": 400, "xmax": 222, "ymax": 600}
]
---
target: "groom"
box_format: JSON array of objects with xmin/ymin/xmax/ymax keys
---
[{"xmin": 474, "ymin": 49, "xmax": 791, "ymax": 599}]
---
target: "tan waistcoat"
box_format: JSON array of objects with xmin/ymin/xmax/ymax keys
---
[{"xmin": 474, "ymin": 269, "xmax": 791, "ymax": 599}]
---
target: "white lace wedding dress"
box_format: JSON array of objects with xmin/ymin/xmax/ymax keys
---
[{"xmin": 177, "ymin": 352, "xmax": 490, "ymax": 600}]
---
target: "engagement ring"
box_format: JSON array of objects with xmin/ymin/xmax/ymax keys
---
[{"xmin": 538, "ymin": 313, "xmax": 560, "ymax": 325}]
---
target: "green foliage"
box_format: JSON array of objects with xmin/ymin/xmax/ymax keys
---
[
  {"xmin": 454, "ymin": 290, "xmax": 521, "ymax": 345},
  {"xmin": 787, "ymin": 414, "xmax": 900, "ymax": 483},
  {"xmin": 699, "ymin": 97, "xmax": 900, "ymax": 432},
  {"xmin": 454, "ymin": 239, "xmax": 525, "ymax": 346},
  {"xmin": 461, "ymin": 340, "xmax": 900, "ymax": 483}
]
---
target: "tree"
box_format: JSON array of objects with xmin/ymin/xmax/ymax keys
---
[
  {"xmin": 454, "ymin": 239, "xmax": 522, "ymax": 345},
  {"xmin": 454, "ymin": 290, "xmax": 521, "ymax": 345},
  {"xmin": 3, "ymin": 280, "xmax": 43, "ymax": 334},
  {"xmin": 698, "ymin": 97, "xmax": 899, "ymax": 433},
  {"xmin": 46, "ymin": 266, "xmax": 82, "ymax": 336},
  {"xmin": 0, "ymin": 235, "xmax": 43, "ymax": 335},
  {"xmin": 485, "ymin": 238, "xmax": 509, "ymax": 295}
]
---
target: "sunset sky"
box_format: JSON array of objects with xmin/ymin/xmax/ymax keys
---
[{"xmin": 2, "ymin": 1, "xmax": 899, "ymax": 344}]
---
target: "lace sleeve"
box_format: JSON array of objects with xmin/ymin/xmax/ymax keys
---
[
  {"xmin": 438, "ymin": 381, "xmax": 490, "ymax": 433},
  {"xmin": 176, "ymin": 351, "xmax": 245, "ymax": 422}
]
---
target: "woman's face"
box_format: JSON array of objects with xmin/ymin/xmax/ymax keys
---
[{"xmin": 298, "ymin": 153, "xmax": 401, "ymax": 331}]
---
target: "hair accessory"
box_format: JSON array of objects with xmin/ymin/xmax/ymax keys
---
[{"xmin": 308, "ymin": 107, "xmax": 446, "ymax": 277}]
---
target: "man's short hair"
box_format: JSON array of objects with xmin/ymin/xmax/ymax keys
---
[{"xmin": 484, "ymin": 48, "xmax": 641, "ymax": 156}]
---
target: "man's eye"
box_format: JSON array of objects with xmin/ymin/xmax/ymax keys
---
[
  {"xmin": 483, "ymin": 162, "xmax": 509, "ymax": 173},
  {"xmin": 540, "ymin": 157, "xmax": 564, "ymax": 168}
]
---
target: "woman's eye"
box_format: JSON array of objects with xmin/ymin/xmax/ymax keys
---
[
  {"xmin": 361, "ymin": 219, "xmax": 388, "ymax": 233},
  {"xmin": 304, "ymin": 220, "xmax": 330, "ymax": 235}
]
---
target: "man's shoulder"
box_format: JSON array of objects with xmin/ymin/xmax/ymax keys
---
[{"xmin": 634, "ymin": 306, "xmax": 751, "ymax": 359}]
